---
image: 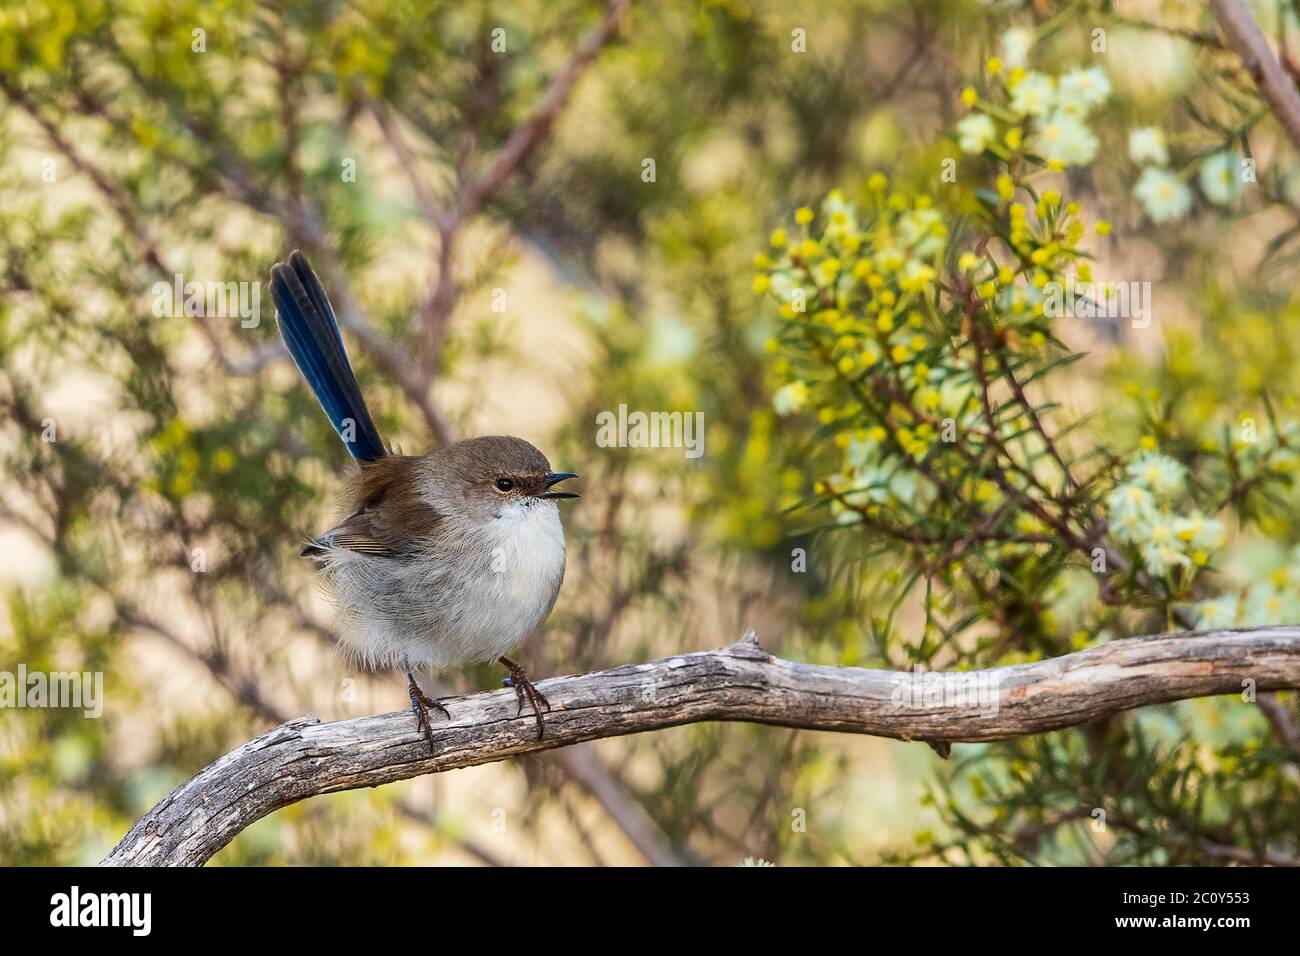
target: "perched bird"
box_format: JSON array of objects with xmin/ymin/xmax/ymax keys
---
[{"xmin": 268, "ymin": 251, "xmax": 578, "ymax": 747}]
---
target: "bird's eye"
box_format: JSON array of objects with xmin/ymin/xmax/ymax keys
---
[{"xmin": 494, "ymin": 477, "xmax": 514, "ymax": 493}]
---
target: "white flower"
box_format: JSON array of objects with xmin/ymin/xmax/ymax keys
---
[
  {"xmin": 1198, "ymin": 151, "xmax": 1245, "ymax": 205},
  {"xmin": 1173, "ymin": 513, "xmax": 1225, "ymax": 552},
  {"xmin": 769, "ymin": 272, "xmax": 796, "ymax": 301},
  {"xmin": 1192, "ymin": 595, "xmax": 1239, "ymax": 628},
  {"xmin": 1107, "ymin": 484, "xmax": 1157, "ymax": 542},
  {"xmin": 1142, "ymin": 540, "xmax": 1190, "ymax": 576},
  {"xmin": 1128, "ymin": 127, "xmax": 1168, "ymax": 165},
  {"xmin": 1010, "ymin": 72, "xmax": 1055, "ymax": 117},
  {"xmin": 773, "ymin": 381, "xmax": 809, "ymax": 415},
  {"xmin": 1145, "ymin": 518, "xmax": 1180, "ymax": 550},
  {"xmin": 1030, "ymin": 111, "xmax": 1098, "ymax": 167},
  {"xmin": 1243, "ymin": 583, "xmax": 1296, "ymax": 626},
  {"xmin": 1134, "ymin": 167, "xmax": 1193, "ymax": 223},
  {"xmin": 1127, "ymin": 453, "xmax": 1186, "ymax": 499},
  {"xmin": 1056, "ymin": 67, "xmax": 1111, "ymax": 115},
  {"xmin": 897, "ymin": 207, "xmax": 945, "ymax": 260},
  {"xmin": 957, "ymin": 113, "xmax": 998, "ymax": 154},
  {"xmin": 845, "ymin": 434, "xmax": 881, "ymax": 469},
  {"xmin": 1001, "ymin": 27, "xmax": 1034, "ymax": 68}
]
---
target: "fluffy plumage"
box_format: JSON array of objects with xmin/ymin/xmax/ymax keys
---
[
  {"xmin": 269, "ymin": 252, "xmax": 572, "ymax": 678},
  {"xmin": 312, "ymin": 438, "xmax": 568, "ymax": 669}
]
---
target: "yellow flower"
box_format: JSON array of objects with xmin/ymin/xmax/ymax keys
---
[
  {"xmin": 1004, "ymin": 128, "xmax": 1022, "ymax": 150},
  {"xmin": 754, "ymin": 253, "xmax": 772, "ymax": 269},
  {"xmin": 799, "ymin": 238, "xmax": 820, "ymax": 258},
  {"xmin": 212, "ymin": 448, "xmax": 236, "ymax": 473},
  {"xmin": 770, "ymin": 228, "xmax": 787, "ymax": 248},
  {"xmin": 985, "ymin": 56, "xmax": 1003, "ymax": 76},
  {"xmin": 867, "ymin": 173, "xmax": 888, "ymax": 191},
  {"xmin": 752, "ymin": 274, "xmax": 771, "ymax": 294},
  {"xmin": 875, "ymin": 311, "xmax": 894, "ymax": 333},
  {"xmin": 996, "ymin": 175, "xmax": 1015, "ymax": 201},
  {"xmin": 960, "ymin": 86, "xmax": 977, "ymax": 106},
  {"xmin": 795, "ymin": 207, "xmax": 814, "ymax": 225},
  {"xmin": 1096, "ymin": 219, "xmax": 1112, "ymax": 235}
]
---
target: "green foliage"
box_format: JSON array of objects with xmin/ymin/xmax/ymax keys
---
[{"xmin": 2, "ymin": 0, "xmax": 1298, "ymax": 865}]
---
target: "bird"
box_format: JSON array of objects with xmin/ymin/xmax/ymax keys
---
[{"xmin": 268, "ymin": 250, "xmax": 579, "ymax": 748}]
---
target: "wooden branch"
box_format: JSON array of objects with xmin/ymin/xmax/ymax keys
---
[
  {"xmin": 1210, "ymin": 0, "xmax": 1300, "ymax": 150},
  {"xmin": 101, "ymin": 626, "xmax": 1300, "ymax": 866}
]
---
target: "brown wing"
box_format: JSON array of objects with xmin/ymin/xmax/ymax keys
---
[{"xmin": 301, "ymin": 457, "xmax": 443, "ymax": 559}]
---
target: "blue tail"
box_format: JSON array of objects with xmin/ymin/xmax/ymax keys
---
[{"xmin": 269, "ymin": 251, "xmax": 387, "ymax": 461}]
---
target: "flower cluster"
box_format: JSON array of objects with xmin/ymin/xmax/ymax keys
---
[
  {"xmin": 957, "ymin": 54, "xmax": 1110, "ymax": 170},
  {"xmin": 1128, "ymin": 127, "xmax": 1245, "ymax": 222},
  {"xmin": 757, "ymin": 182, "xmax": 954, "ymax": 522},
  {"xmin": 1191, "ymin": 550, "xmax": 1300, "ymax": 629},
  {"xmin": 1106, "ymin": 452, "xmax": 1225, "ymax": 578}
]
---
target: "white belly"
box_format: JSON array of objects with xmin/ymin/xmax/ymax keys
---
[{"xmin": 322, "ymin": 499, "xmax": 567, "ymax": 670}]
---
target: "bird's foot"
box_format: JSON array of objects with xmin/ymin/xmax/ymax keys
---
[
  {"xmin": 407, "ymin": 670, "xmax": 450, "ymax": 753},
  {"xmin": 499, "ymin": 656, "xmax": 551, "ymax": 741}
]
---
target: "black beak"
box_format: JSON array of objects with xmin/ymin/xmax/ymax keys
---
[{"xmin": 541, "ymin": 472, "xmax": 580, "ymax": 500}]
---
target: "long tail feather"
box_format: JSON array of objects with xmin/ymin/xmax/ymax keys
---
[{"xmin": 269, "ymin": 251, "xmax": 386, "ymax": 461}]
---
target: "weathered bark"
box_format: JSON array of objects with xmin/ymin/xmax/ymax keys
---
[{"xmin": 102, "ymin": 626, "xmax": 1300, "ymax": 866}]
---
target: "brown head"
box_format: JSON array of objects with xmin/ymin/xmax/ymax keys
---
[{"xmin": 418, "ymin": 435, "xmax": 579, "ymax": 520}]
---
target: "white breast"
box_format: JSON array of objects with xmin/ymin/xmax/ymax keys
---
[
  {"xmin": 319, "ymin": 498, "xmax": 567, "ymax": 670},
  {"xmin": 436, "ymin": 498, "xmax": 565, "ymax": 664}
]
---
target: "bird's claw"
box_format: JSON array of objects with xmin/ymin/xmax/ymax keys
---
[
  {"xmin": 407, "ymin": 671, "xmax": 449, "ymax": 754},
  {"xmin": 500, "ymin": 657, "xmax": 551, "ymax": 741}
]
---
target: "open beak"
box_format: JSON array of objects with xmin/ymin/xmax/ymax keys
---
[{"xmin": 541, "ymin": 472, "xmax": 580, "ymax": 500}]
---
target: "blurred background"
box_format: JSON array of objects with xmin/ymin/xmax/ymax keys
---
[{"xmin": 2, "ymin": 0, "xmax": 1298, "ymax": 865}]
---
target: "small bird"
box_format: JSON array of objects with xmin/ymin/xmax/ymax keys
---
[{"xmin": 268, "ymin": 251, "xmax": 578, "ymax": 747}]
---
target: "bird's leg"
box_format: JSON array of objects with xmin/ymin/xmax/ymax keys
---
[
  {"xmin": 407, "ymin": 670, "xmax": 450, "ymax": 753},
  {"xmin": 499, "ymin": 656, "xmax": 551, "ymax": 740}
]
